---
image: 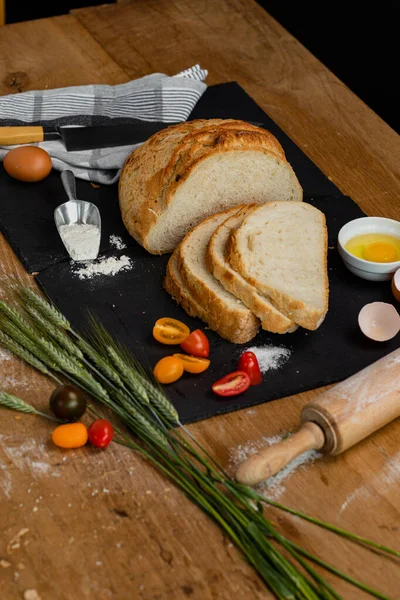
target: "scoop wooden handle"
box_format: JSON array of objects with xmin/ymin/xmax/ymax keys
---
[
  {"xmin": 235, "ymin": 422, "xmax": 325, "ymax": 486},
  {"xmin": 0, "ymin": 126, "xmax": 44, "ymax": 145}
]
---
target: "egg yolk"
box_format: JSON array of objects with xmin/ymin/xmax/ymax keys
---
[
  {"xmin": 363, "ymin": 242, "xmax": 398, "ymax": 263},
  {"xmin": 345, "ymin": 233, "xmax": 400, "ymax": 263}
]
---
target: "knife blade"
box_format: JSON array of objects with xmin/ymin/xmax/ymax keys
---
[{"xmin": 0, "ymin": 121, "xmax": 264, "ymax": 152}]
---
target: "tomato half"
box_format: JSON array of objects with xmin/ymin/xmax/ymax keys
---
[
  {"xmin": 212, "ymin": 370, "xmax": 251, "ymax": 397},
  {"xmin": 153, "ymin": 317, "xmax": 190, "ymax": 345},
  {"xmin": 237, "ymin": 351, "xmax": 262, "ymax": 385},
  {"xmin": 180, "ymin": 329, "xmax": 210, "ymax": 358},
  {"xmin": 173, "ymin": 354, "xmax": 210, "ymax": 374},
  {"xmin": 154, "ymin": 356, "xmax": 184, "ymax": 384},
  {"xmin": 88, "ymin": 419, "xmax": 114, "ymax": 449}
]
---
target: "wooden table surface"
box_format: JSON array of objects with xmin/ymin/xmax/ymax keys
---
[{"xmin": 0, "ymin": 1, "xmax": 399, "ymax": 599}]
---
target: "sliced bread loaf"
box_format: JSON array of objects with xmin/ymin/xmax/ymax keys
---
[
  {"xmin": 228, "ymin": 202, "xmax": 329, "ymax": 330},
  {"xmin": 207, "ymin": 205, "xmax": 297, "ymax": 334},
  {"xmin": 173, "ymin": 208, "xmax": 260, "ymax": 343},
  {"xmin": 119, "ymin": 119, "xmax": 303, "ymax": 254}
]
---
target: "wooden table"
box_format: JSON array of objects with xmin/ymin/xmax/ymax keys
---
[{"xmin": 0, "ymin": 1, "xmax": 399, "ymax": 598}]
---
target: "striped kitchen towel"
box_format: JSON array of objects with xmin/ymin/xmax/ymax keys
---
[{"xmin": 0, "ymin": 65, "xmax": 207, "ymax": 184}]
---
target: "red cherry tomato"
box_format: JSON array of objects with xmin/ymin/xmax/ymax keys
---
[
  {"xmin": 212, "ymin": 370, "xmax": 251, "ymax": 397},
  {"xmin": 180, "ymin": 329, "xmax": 210, "ymax": 358},
  {"xmin": 237, "ymin": 351, "xmax": 262, "ymax": 385},
  {"xmin": 88, "ymin": 419, "xmax": 114, "ymax": 448}
]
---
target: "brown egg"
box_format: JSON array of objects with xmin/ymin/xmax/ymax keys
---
[
  {"xmin": 3, "ymin": 146, "xmax": 52, "ymax": 182},
  {"xmin": 391, "ymin": 268, "xmax": 400, "ymax": 302},
  {"xmin": 358, "ymin": 302, "xmax": 400, "ymax": 342}
]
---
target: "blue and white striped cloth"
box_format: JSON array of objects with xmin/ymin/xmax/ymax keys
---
[{"xmin": 0, "ymin": 65, "xmax": 208, "ymax": 184}]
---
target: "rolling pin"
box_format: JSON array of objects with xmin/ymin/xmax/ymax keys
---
[{"xmin": 235, "ymin": 348, "xmax": 400, "ymax": 486}]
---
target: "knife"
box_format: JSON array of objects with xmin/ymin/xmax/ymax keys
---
[
  {"xmin": 0, "ymin": 122, "xmax": 181, "ymax": 152},
  {"xmin": 0, "ymin": 121, "xmax": 264, "ymax": 152}
]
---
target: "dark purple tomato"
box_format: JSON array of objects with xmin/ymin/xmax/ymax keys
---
[{"xmin": 49, "ymin": 385, "xmax": 87, "ymax": 421}]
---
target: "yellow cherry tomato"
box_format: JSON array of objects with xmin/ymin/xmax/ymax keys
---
[
  {"xmin": 153, "ymin": 317, "xmax": 190, "ymax": 345},
  {"xmin": 173, "ymin": 354, "xmax": 210, "ymax": 374},
  {"xmin": 154, "ymin": 356, "xmax": 184, "ymax": 384},
  {"xmin": 52, "ymin": 422, "xmax": 88, "ymax": 449}
]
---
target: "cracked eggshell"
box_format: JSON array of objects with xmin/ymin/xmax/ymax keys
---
[
  {"xmin": 391, "ymin": 268, "xmax": 400, "ymax": 302},
  {"xmin": 358, "ymin": 302, "xmax": 400, "ymax": 342}
]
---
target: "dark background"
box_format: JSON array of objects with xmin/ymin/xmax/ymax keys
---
[{"xmin": 6, "ymin": 1, "xmax": 399, "ymax": 134}]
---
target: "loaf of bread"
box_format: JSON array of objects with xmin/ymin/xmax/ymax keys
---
[
  {"xmin": 227, "ymin": 202, "xmax": 329, "ymax": 330},
  {"xmin": 119, "ymin": 119, "xmax": 303, "ymax": 254}
]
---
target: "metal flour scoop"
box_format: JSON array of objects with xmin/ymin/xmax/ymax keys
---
[{"xmin": 55, "ymin": 170, "xmax": 101, "ymax": 261}]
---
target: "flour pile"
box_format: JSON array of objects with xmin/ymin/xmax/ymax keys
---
[
  {"xmin": 59, "ymin": 223, "xmax": 100, "ymax": 261},
  {"xmin": 245, "ymin": 345, "xmax": 291, "ymax": 373},
  {"xmin": 74, "ymin": 255, "xmax": 132, "ymax": 279}
]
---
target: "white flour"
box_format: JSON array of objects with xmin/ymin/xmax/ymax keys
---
[
  {"xmin": 230, "ymin": 434, "xmax": 320, "ymax": 499},
  {"xmin": 0, "ymin": 348, "xmax": 12, "ymax": 362},
  {"xmin": 74, "ymin": 255, "xmax": 132, "ymax": 279},
  {"xmin": 109, "ymin": 234, "xmax": 127, "ymax": 250},
  {"xmin": 59, "ymin": 224, "xmax": 100, "ymax": 261},
  {"xmin": 245, "ymin": 345, "xmax": 291, "ymax": 373}
]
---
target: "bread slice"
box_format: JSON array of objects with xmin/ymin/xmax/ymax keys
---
[
  {"xmin": 119, "ymin": 119, "xmax": 303, "ymax": 254},
  {"xmin": 171, "ymin": 208, "xmax": 259, "ymax": 343},
  {"xmin": 165, "ymin": 247, "xmax": 259, "ymax": 344},
  {"xmin": 207, "ymin": 205, "xmax": 297, "ymax": 334},
  {"xmin": 228, "ymin": 202, "xmax": 328, "ymax": 330},
  {"xmin": 164, "ymin": 249, "xmax": 209, "ymax": 322}
]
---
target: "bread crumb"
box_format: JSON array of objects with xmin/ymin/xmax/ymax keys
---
[
  {"xmin": 23, "ymin": 590, "xmax": 42, "ymax": 600},
  {"xmin": 7, "ymin": 528, "xmax": 29, "ymax": 555},
  {"xmin": 0, "ymin": 559, "xmax": 11, "ymax": 568}
]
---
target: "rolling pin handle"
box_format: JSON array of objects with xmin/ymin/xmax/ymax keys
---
[{"xmin": 235, "ymin": 421, "xmax": 325, "ymax": 487}]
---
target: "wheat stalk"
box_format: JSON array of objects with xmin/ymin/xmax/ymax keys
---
[
  {"xmin": 76, "ymin": 337, "xmax": 123, "ymax": 387},
  {"xmin": 24, "ymin": 305, "xmax": 83, "ymax": 360},
  {"xmin": 0, "ymin": 391, "xmax": 60, "ymax": 422},
  {"xmin": 106, "ymin": 346, "xmax": 150, "ymax": 405},
  {"xmin": 17, "ymin": 286, "xmax": 71, "ymax": 330}
]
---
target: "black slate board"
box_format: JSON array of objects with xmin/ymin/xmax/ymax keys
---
[{"xmin": 0, "ymin": 83, "xmax": 398, "ymax": 424}]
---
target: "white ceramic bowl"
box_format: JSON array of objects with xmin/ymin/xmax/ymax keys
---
[{"xmin": 337, "ymin": 216, "xmax": 400, "ymax": 281}]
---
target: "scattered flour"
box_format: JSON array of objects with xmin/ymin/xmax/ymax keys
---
[
  {"xmin": 0, "ymin": 348, "xmax": 12, "ymax": 362},
  {"xmin": 109, "ymin": 234, "xmax": 127, "ymax": 250},
  {"xmin": 74, "ymin": 255, "xmax": 132, "ymax": 279},
  {"xmin": 0, "ymin": 436, "xmax": 53, "ymax": 478},
  {"xmin": 230, "ymin": 434, "xmax": 320, "ymax": 499},
  {"xmin": 59, "ymin": 224, "xmax": 100, "ymax": 261},
  {"xmin": 245, "ymin": 345, "xmax": 291, "ymax": 374}
]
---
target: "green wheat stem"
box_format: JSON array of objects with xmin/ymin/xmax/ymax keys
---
[
  {"xmin": 0, "ymin": 330, "xmax": 62, "ymax": 385},
  {"xmin": 234, "ymin": 485, "xmax": 400, "ymax": 558},
  {"xmin": 24, "ymin": 305, "xmax": 83, "ymax": 359},
  {"xmin": 284, "ymin": 539, "xmax": 392, "ymax": 600},
  {"xmin": 16, "ymin": 286, "xmax": 71, "ymax": 330},
  {"xmin": 0, "ymin": 391, "xmax": 61, "ymax": 423}
]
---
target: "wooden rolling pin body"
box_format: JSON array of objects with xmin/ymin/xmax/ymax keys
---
[{"xmin": 236, "ymin": 348, "xmax": 400, "ymax": 486}]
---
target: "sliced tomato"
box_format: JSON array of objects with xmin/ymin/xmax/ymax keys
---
[
  {"xmin": 180, "ymin": 329, "xmax": 210, "ymax": 357},
  {"xmin": 153, "ymin": 317, "xmax": 190, "ymax": 345},
  {"xmin": 173, "ymin": 353, "xmax": 210, "ymax": 374},
  {"xmin": 238, "ymin": 351, "xmax": 262, "ymax": 385},
  {"xmin": 212, "ymin": 370, "xmax": 251, "ymax": 397},
  {"xmin": 154, "ymin": 356, "xmax": 184, "ymax": 384}
]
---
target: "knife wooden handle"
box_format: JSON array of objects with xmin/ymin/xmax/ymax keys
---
[{"xmin": 0, "ymin": 126, "xmax": 44, "ymax": 145}]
